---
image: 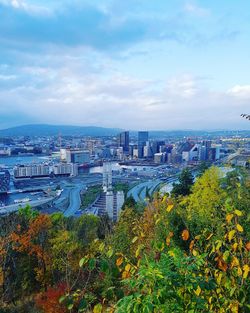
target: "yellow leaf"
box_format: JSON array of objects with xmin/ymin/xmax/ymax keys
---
[
  {"xmin": 166, "ymin": 204, "xmax": 174, "ymax": 213},
  {"xmin": 216, "ymin": 240, "xmax": 222, "ymax": 251},
  {"xmin": 230, "ymin": 302, "xmax": 239, "ymax": 313},
  {"xmin": 99, "ymin": 242, "xmax": 105, "ymax": 252},
  {"xmin": 155, "ymin": 218, "xmax": 161, "ymax": 225},
  {"xmin": 116, "ymin": 257, "xmax": 123, "ymax": 267},
  {"xmin": 122, "ymin": 270, "xmax": 130, "ymax": 279},
  {"xmin": 226, "ymin": 214, "xmax": 234, "ymax": 224},
  {"xmin": 228, "ymin": 230, "xmax": 236, "ymax": 242},
  {"xmin": 168, "ymin": 250, "xmax": 175, "ymax": 257},
  {"xmin": 231, "ymin": 256, "xmax": 239, "ymax": 268},
  {"xmin": 206, "ymin": 233, "xmax": 213, "ymax": 240},
  {"xmin": 243, "ymin": 264, "xmax": 250, "ymax": 279},
  {"xmin": 194, "ymin": 285, "xmax": 201, "ymax": 296},
  {"xmin": 162, "ymin": 195, "xmax": 168, "ymax": 203},
  {"xmin": 237, "ymin": 267, "xmax": 242, "ymax": 277},
  {"xmin": 125, "ymin": 264, "xmax": 131, "ymax": 272},
  {"xmin": 181, "ymin": 229, "xmax": 190, "ymax": 241},
  {"xmin": 166, "ymin": 237, "xmax": 170, "ymax": 246},
  {"xmin": 192, "ymin": 249, "xmax": 198, "ymax": 257},
  {"xmin": 135, "ymin": 247, "xmax": 141, "ymax": 258},
  {"xmin": 132, "ymin": 236, "xmax": 138, "ymax": 243},
  {"xmin": 232, "ymin": 243, "xmax": 238, "ymax": 252},
  {"xmin": 216, "ymin": 273, "xmax": 223, "ymax": 284},
  {"xmin": 236, "ymin": 224, "xmax": 243, "ymax": 232},
  {"xmin": 93, "ymin": 304, "xmax": 103, "ymax": 313},
  {"xmin": 234, "ymin": 209, "xmax": 243, "ymax": 217}
]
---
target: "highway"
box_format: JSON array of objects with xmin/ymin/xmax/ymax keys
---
[
  {"xmin": 127, "ymin": 179, "xmax": 162, "ymax": 203},
  {"xmin": 0, "ymin": 197, "xmax": 54, "ymax": 216},
  {"xmin": 64, "ymin": 185, "xmax": 83, "ymax": 217}
]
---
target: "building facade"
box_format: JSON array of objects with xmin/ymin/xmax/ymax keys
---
[
  {"xmin": 117, "ymin": 131, "xmax": 129, "ymax": 153},
  {"xmin": 0, "ymin": 169, "xmax": 10, "ymax": 194},
  {"xmin": 138, "ymin": 131, "xmax": 149, "ymax": 158}
]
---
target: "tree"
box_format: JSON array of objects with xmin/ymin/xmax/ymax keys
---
[
  {"xmin": 184, "ymin": 167, "xmax": 226, "ymax": 234},
  {"xmin": 171, "ymin": 168, "xmax": 194, "ymax": 197},
  {"xmin": 196, "ymin": 161, "xmax": 210, "ymax": 177},
  {"xmin": 121, "ymin": 195, "xmax": 136, "ymax": 210}
]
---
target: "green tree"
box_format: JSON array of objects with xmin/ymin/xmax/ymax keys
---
[{"xmin": 171, "ymin": 168, "xmax": 194, "ymax": 197}]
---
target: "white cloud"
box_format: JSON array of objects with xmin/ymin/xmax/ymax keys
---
[
  {"xmin": 0, "ymin": 0, "xmax": 51, "ymax": 15},
  {"xmin": 0, "ymin": 57, "xmax": 249, "ymax": 130},
  {"xmin": 0, "ymin": 74, "xmax": 17, "ymax": 80},
  {"xmin": 227, "ymin": 85, "xmax": 250, "ymax": 99},
  {"xmin": 184, "ymin": 2, "xmax": 210, "ymax": 17}
]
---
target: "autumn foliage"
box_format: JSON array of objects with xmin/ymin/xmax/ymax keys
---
[
  {"xmin": 0, "ymin": 167, "xmax": 249, "ymax": 312},
  {"xmin": 35, "ymin": 283, "xmax": 67, "ymax": 313}
]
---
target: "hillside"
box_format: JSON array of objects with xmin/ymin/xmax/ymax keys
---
[
  {"xmin": 0, "ymin": 124, "xmax": 122, "ymax": 137},
  {"xmin": 0, "ymin": 167, "xmax": 249, "ymax": 313}
]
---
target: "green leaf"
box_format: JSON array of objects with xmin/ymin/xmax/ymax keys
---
[
  {"xmin": 79, "ymin": 257, "xmax": 88, "ymax": 267},
  {"xmin": 106, "ymin": 248, "xmax": 113, "ymax": 258},
  {"xmin": 100, "ymin": 259, "xmax": 109, "ymax": 273},
  {"xmin": 68, "ymin": 303, "xmax": 74, "ymax": 310},
  {"xmin": 78, "ymin": 298, "xmax": 87, "ymax": 311},
  {"xmin": 59, "ymin": 295, "xmax": 66, "ymax": 304},
  {"xmin": 88, "ymin": 258, "xmax": 96, "ymax": 271}
]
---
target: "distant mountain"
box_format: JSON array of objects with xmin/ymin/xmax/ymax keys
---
[{"xmin": 0, "ymin": 124, "xmax": 122, "ymax": 137}]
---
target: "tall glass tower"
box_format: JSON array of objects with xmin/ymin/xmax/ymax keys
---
[{"xmin": 138, "ymin": 131, "xmax": 149, "ymax": 158}]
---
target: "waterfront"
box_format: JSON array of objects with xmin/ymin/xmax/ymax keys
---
[{"xmin": 0, "ymin": 155, "xmax": 52, "ymax": 167}]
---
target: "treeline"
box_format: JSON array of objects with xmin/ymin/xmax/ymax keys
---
[{"xmin": 0, "ymin": 167, "xmax": 249, "ymax": 313}]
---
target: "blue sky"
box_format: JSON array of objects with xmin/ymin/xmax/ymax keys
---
[{"xmin": 0, "ymin": 0, "xmax": 250, "ymax": 130}]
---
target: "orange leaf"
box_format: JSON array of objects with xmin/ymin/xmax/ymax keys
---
[
  {"xmin": 182, "ymin": 229, "xmax": 190, "ymax": 241},
  {"xmin": 246, "ymin": 242, "xmax": 250, "ymax": 251},
  {"xmin": 226, "ymin": 213, "xmax": 234, "ymax": 224},
  {"xmin": 116, "ymin": 257, "xmax": 123, "ymax": 267},
  {"xmin": 189, "ymin": 240, "xmax": 195, "ymax": 252}
]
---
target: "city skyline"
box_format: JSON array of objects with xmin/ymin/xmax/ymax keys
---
[{"xmin": 0, "ymin": 0, "xmax": 250, "ymax": 130}]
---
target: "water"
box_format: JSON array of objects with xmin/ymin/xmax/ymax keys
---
[
  {"xmin": 0, "ymin": 190, "xmax": 45, "ymax": 206},
  {"xmin": 0, "ymin": 155, "xmax": 51, "ymax": 167}
]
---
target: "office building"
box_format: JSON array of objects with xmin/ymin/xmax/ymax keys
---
[
  {"xmin": 138, "ymin": 131, "xmax": 149, "ymax": 158},
  {"xmin": 66, "ymin": 150, "xmax": 90, "ymax": 164},
  {"xmin": 0, "ymin": 169, "xmax": 10, "ymax": 194},
  {"xmin": 92, "ymin": 162, "xmax": 124, "ymax": 222},
  {"xmin": 117, "ymin": 131, "xmax": 129, "ymax": 153}
]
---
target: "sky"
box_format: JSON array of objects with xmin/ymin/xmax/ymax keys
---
[{"xmin": 0, "ymin": 0, "xmax": 250, "ymax": 130}]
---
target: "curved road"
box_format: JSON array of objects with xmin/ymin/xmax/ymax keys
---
[{"xmin": 64, "ymin": 185, "xmax": 83, "ymax": 217}]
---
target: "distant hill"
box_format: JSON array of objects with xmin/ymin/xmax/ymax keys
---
[
  {"xmin": 0, "ymin": 124, "xmax": 248, "ymax": 138},
  {"xmin": 0, "ymin": 124, "xmax": 122, "ymax": 137}
]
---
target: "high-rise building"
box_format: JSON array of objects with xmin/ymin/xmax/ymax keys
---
[
  {"xmin": 138, "ymin": 131, "xmax": 149, "ymax": 158},
  {"xmin": 92, "ymin": 162, "xmax": 125, "ymax": 222},
  {"xmin": 117, "ymin": 131, "xmax": 129, "ymax": 153},
  {"xmin": 0, "ymin": 170, "xmax": 10, "ymax": 194},
  {"xmin": 103, "ymin": 162, "xmax": 113, "ymax": 192}
]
